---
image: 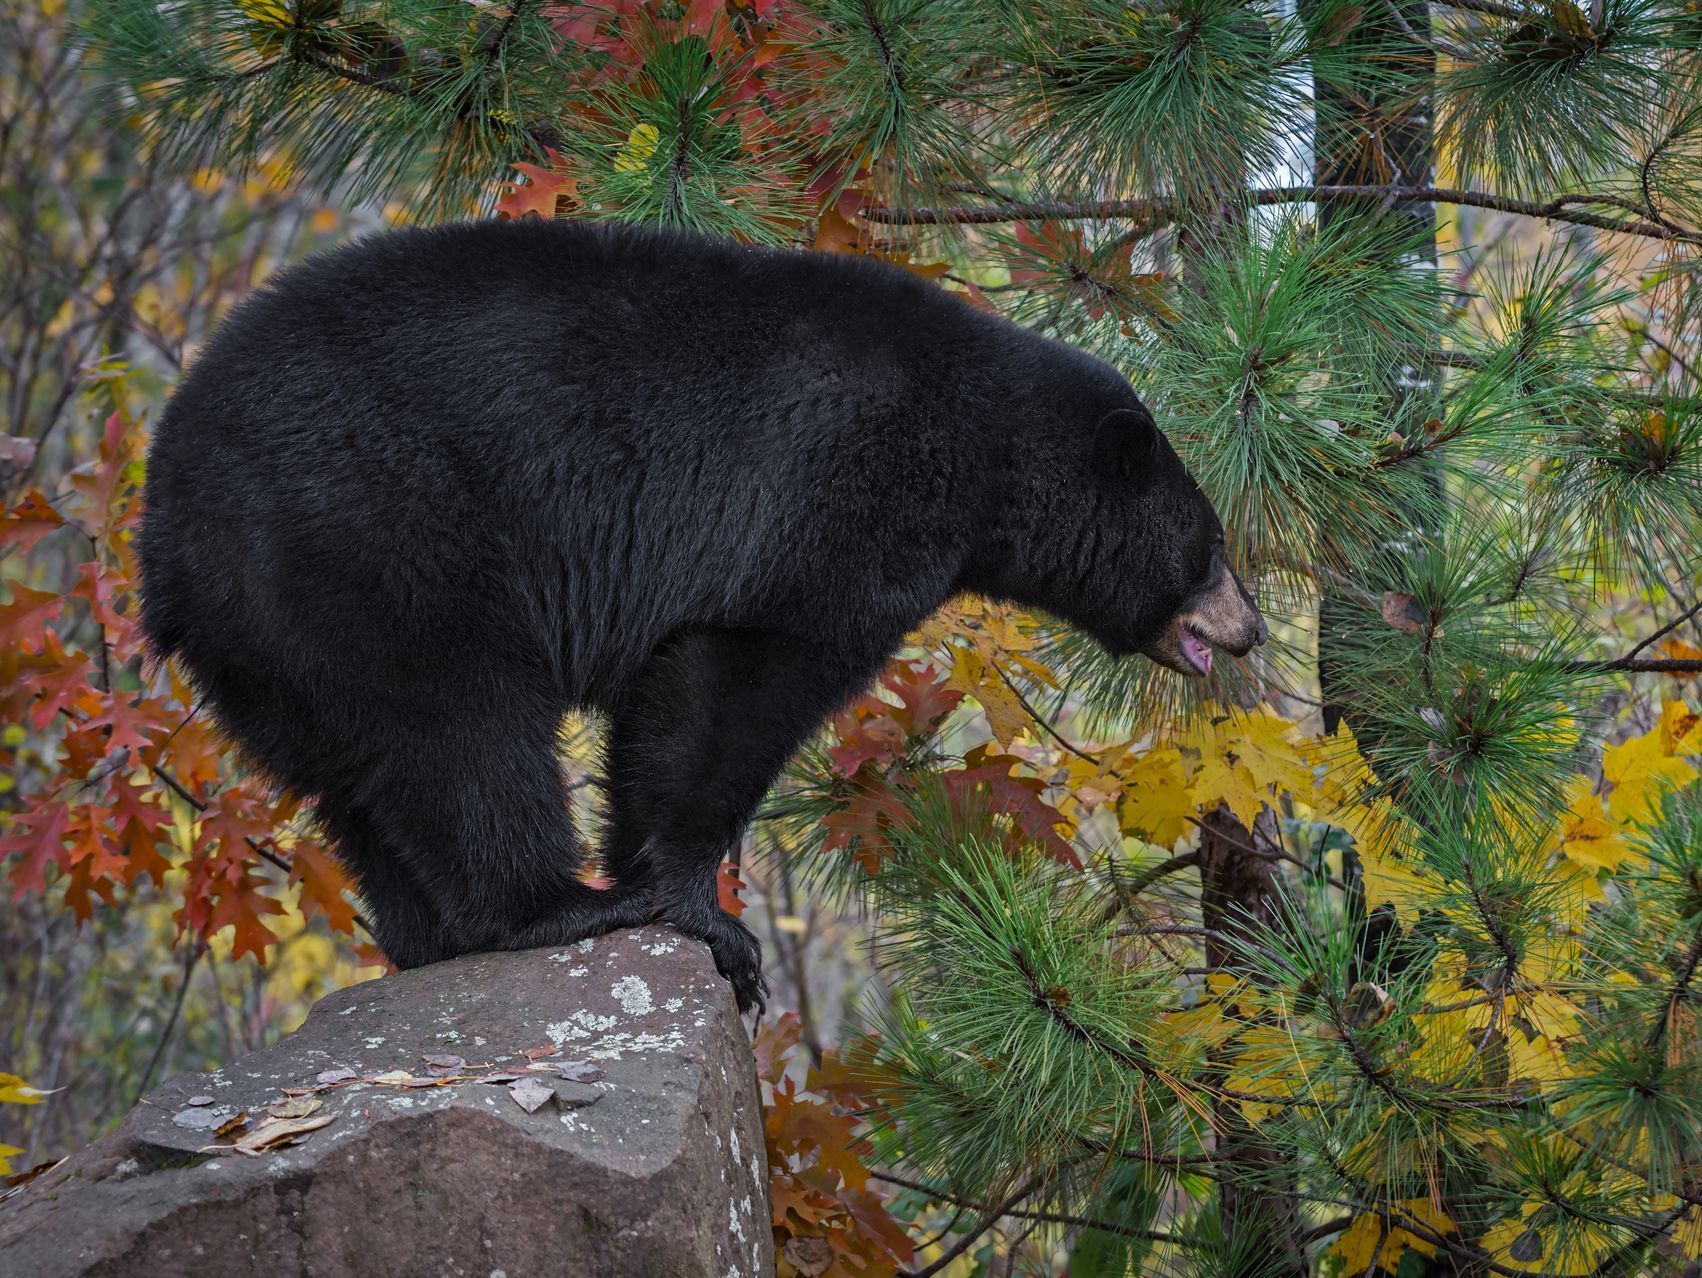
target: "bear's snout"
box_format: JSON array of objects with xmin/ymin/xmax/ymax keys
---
[{"xmin": 1142, "ymin": 564, "xmax": 1266, "ymax": 677}]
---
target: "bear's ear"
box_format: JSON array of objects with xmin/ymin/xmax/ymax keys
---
[{"xmin": 1090, "ymin": 408, "xmax": 1162, "ymax": 483}]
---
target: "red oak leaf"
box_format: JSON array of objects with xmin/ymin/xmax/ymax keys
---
[
  {"xmin": 0, "ymin": 581, "xmax": 65, "ymax": 651},
  {"xmin": 717, "ymin": 859, "xmax": 748, "ymax": 917},
  {"xmin": 0, "ymin": 490, "xmax": 67, "ymax": 554},
  {"xmin": 2, "ymin": 802, "xmax": 71, "ymax": 897},
  {"xmin": 289, "ymin": 838, "xmax": 357, "ymax": 934}
]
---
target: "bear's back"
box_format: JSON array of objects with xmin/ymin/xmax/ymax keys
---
[{"xmin": 139, "ymin": 220, "xmax": 1020, "ymax": 703}]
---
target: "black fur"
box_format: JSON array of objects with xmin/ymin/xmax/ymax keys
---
[{"xmin": 137, "ymin": 219, "xmax": 1225, "ymax": 1011}]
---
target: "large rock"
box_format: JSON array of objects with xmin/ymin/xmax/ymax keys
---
[{"xmin": 0, "ymin": 928, "xmax": 773, "ymax": 1278}]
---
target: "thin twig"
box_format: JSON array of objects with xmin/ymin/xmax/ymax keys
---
[
  {"xmin": 131, "ymin": 938, "xmax": 206, "ymax": 1103},
  {"xmin": 870, "ymin": 1171, "xmax": 1180, "ymax": 1244},
  {"xmin": 900, "ymin": 1176, "xmax": 1039, "ymax": 1278}
]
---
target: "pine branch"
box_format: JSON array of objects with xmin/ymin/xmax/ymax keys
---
[
  {"xmin": 476, "ymin": 0, "xmax": 537, "ymax": 63},
  {"xmin": 899, "ymin": 1175, "xmax": 1040, "ymax": 1278},
  {"xmin": 292, "ymin": 48, "xmax": 416, "ymax": 99},
  {"xmin": 1566, "ymin": 657, "xmax": 1702, "ymax": 675},
  {"xmin": 1623, "ymin": 599, "xmax": 1702, "ymax": 662},
  {"xmin": 870, "ymin": 1171, "xmax": 1180, "ymax": 1244},
  {"xmin": 864, "ymin": 186, "xmax": 1702, "ymax": 245},
  {"xmin": 1433, "ymin": 0, "xmax": 1528, "ymax": 17}
]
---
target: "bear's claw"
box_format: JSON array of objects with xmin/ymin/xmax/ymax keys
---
[{"xmin": 659, "ymin": 902, "xmax": 767, "ymax": 1015}]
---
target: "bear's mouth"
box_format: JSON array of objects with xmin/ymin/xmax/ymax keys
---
[
  {"xmin": 1177, "ymin": 621, "xmax": 1213, "ymax": 676},
  {"xmin": 1141, "ymin": 563, "xmax": 1267, "ymax": 678},
  {"xmin": 1144, "ymin": 617, "xmax": 1218, "ymax": 678}
]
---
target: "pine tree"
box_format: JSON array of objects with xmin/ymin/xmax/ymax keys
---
[{"xmin": 76, "ymin": 2, "xmax": 1702, "ymax": 1273}]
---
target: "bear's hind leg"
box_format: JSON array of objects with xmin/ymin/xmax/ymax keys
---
[
  {"xmin": 315, "ymin": 799, "xmax": 451, "ymax": 968},
  {"xmin": 603, "ymin": 627, "xmax": 890, "ymax": 1012},
  {"xmin": 352, "ymin": 701, "xmax": 651, "ymax": 961}
]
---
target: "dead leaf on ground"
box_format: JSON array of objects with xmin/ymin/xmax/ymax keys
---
[
  {"xmin": 1, "ymin": 1157, "xmax": 65, "ymax": 1204},
  {"xmin": 214, "ymin": 1111, "xmax": 249, "ymax": 1138},
  {"xmin": 508, "ymin": 1076, "xmax": 555, "ymax": 1114},
  {"xmin": 269, "ymin": 1096, "xmax": 321, "ymax": 1120},
  {"xmin": 315, "ymin": 1067, "xmax": 358, "ymax": 1085},
  {"xmin": 224, "ymin": 1113, "xmax": 335, "ymax": 1157},
  {"xmin": 421, "ymin": 1053, "xmax": 465, "ymax": 1077},
  {"xmin": 521, "ymin": 1045, "xmax": 558, "ymax": 1061},
  {"xmin": 480, "ymin": 1071, "xmax": 524, "ymax": 1085}
]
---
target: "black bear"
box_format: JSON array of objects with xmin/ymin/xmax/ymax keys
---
[{"xmin": 138, "ymin": 218, "xmax": 1265, "ymax": 1011}]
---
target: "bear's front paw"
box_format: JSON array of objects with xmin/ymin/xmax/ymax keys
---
[{"xmin": 664, "ymin": 905, "xmax": 768, "ymax": 1015}]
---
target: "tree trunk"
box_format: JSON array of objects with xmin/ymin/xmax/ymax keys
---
[{"xmin": 1199, "ymin": 804, "xmax": 1307, "ymax": 1275}]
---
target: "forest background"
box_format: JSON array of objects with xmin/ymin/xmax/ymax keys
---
[{"xmin": 3, "ymin": 1, "xmax": 1702, "ymax": 1274}]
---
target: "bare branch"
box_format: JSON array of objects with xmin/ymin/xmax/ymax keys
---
[{"xmin": 865, "ymin": 186, "xmax": 1702, "ymax": 245}]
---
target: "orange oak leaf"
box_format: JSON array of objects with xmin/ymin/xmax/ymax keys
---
[
  {"xmin": 717, "ymin": 859, "xmax": 748, "ymax": 918},
  {"xmin": 498, "ymin": 156, "xmax": 579, "ymax": 221}
]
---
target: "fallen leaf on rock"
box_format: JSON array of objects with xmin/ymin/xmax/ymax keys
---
[
  {"xmin": 0, "ymin": 1157, "xmax": 65, "ymax": 1205},
  {"xmin": 480, "ymin": 1071, "xmax": 524, "ymax": 1085},
  {"xmin": 231, "ymin": 1113, "xmax": 334, "ymax": 1156},
  {"xmin": 522, "ymin": 1045, "xmax": 557, "ymax": 1061},
  {"xmin": 171, "ymin": 1106, "xmax": 224, "ymax": 1131},
  {"xmin": 214, "ymin": 1111, "xmax": 249, "ymax": 1138},
  {"xmin": 371, "ymin": 1070, "xmax": 413, "ymax": 1085},
  {"xmin": 315, "ymin": 1067, "xmax": 358, "ymax": 1085},
  {"xmin": 269, "ymin": 1096, "xmax": 321, "ymax": 1120},
  {"xmin": 421, "ymin": 1053, "xmax": 465, "ymax": 1076},
  {"xmin": 508, "ymin": 1076, "xmax": 555, "ymax": 1114},
  {"xmin": 401, "ymin": 1076, "xmax": 442, "ymax": 1089}
]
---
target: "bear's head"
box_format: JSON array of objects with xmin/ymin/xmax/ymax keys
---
[{"xmin": 1076, "ymin": 404, "xmax": 1266, "ymax": 676}]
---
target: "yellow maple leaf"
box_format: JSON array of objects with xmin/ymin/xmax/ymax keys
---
[
  {"xmin": 1148, "ymin": 1002, "xmax": 1234, "ymax": 1072},
  {"xmin": 235, "ymin": 0, "xmax": 295, "ymax": 28},
  {"xmin": 0, "ymin": 1073, "xmax": 48, "ymax": 1106},
  {"xmin": 1222, "ymin": 1023, "xmax": 1332, "ymax": 1123},
  {"xmin": 1602, "ymin": 714, "xmax": 1698, "ymax": 827},
  {"xmin": 1480, "ymin": 1200, "xmax": 1613, "ymax": 1275},
  {"xmin": 1192, "ymin": 752, "xmax": 1264, "ymax": 826},
  {"xmin": 1659, "ymin": 698, "xmax": 1702, "ymax": 755},
  {"xmin": 613, "ymin": 123, "xmax": 661, "ymax": 174},
  {"xmin": 1333, "ymin": 1198, "xmax": 1455, "ymax": 1274},
  {"xmin": 1117, "ymin": 745, "xmax": 1196, "ymax": 848},
  {"xmin": 942, "ymin": 647, "xmax": 1031, "ymax": 747},
  {"xmin": 1231, "ymin": 708, "xmax": 1316, "ymax": 796},
  {"xmin": 1674, "ymin": 1204, "xmax": 1702, "ymax": 1260},
  {"xmin": 1558, "ymin": 776, "xmax": 1632, "ymax": 872},
  {"xmin": 1360, "ymin": 848, "xmax": 1440, "ymax": 928}
]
